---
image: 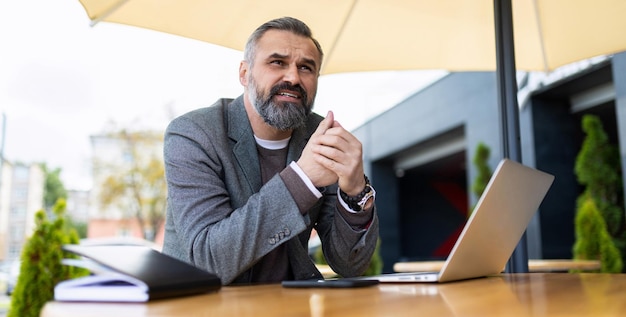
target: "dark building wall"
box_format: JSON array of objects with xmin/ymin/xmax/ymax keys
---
[
  {"xmin": 613, "ymin": 52, "xmax": 626, "ymax": 203},
  {"xmin": 526, "ymin": 98, "xmax": 580, "ymax": 258},
  {"xmin": 355, "ymin": 72, "xmax": 499, "ymax": 167},
  {"xmin": 355, "ymin": 55, "xmax": 625, "ymax": 271},
  {"xmin": 354, "ymin": 72, "xmax": 503, "ymax": 197},
  {"xmin": 527, "ymin": 58, "xmax": 620, "ymax": 259},
  {"xmin": 354, "ymin": 72, "xmax": 503, "ymax": 271},
  {"xmin": 370, "ymin": 162, "xmax": 400, "ymax": 271}
]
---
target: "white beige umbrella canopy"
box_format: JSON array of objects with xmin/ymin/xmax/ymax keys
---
[
  {"xmin": 76, "ymin": 0, "xmax": 626, "ymax": 272},
  {"xmin": 78, "ymin": 0, "xmax": 626, "ymax": 74}
]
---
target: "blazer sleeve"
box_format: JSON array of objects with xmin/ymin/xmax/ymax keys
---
[{"xmin": 315, "ymin": 190, "xmax": 379, "ymax": 278}]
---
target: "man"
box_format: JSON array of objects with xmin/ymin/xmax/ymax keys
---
[{"xmin": 162, "ymin": 17, "xmax": 379, "ymax": 285}]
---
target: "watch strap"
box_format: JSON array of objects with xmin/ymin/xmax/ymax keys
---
[{"xmin": 339, "ymin": 175, "xmax": 375, "ymax": 211}]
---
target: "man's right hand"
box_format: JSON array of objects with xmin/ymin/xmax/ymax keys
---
[{"xmin": 296, "ymin": 111, "xmax": 339, "ymax": 187}]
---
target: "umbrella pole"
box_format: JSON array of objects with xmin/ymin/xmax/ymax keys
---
[{"xmin": 494, "ymin": 0, "xmax": 530, "ymax": 273}]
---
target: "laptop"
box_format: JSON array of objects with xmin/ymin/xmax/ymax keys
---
[{"xmin": 367, "ymin": 158, "xmax": 554, "ymax": 283}]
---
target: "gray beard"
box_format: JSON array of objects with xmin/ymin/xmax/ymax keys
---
[{"xmin": 247, "ymin": 77, "xmax": 313, "ymax": 131}]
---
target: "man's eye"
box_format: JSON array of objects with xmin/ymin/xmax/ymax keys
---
[
  {"xmin": 270, "ymin": 60, "xmax": 284, "ymax": 66},
  {"xmin": 299, "ymin": 65, "xmax": 313, "ymax": 72}
]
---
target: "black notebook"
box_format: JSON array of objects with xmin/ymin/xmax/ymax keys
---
[{"xmin": 54, "ymin": 244, "xmax": 222, "ymax": 302}]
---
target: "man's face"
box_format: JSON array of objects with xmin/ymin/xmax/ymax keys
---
[{"xmin": 241, "ymin": 30, "xmax": 321, "ymax": 131}]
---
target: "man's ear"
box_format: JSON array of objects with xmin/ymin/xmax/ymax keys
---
[{"xmin": 239, "ymin": 61, "xmax": 249, "ymax": 86}]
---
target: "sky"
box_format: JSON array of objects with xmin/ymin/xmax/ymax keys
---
[{"xmin": 0, "ymin": 0, "xmax": 447, "ymax": 191}]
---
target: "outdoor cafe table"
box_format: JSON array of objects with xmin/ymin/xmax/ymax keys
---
[{"xmin": 41, "ymin": 273, "xmax": 626, "ymax": 317}]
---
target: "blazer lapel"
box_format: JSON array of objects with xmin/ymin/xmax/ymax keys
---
[
  {"xmin": 226, "ymin": 96, "xmax": 321, "ymax": 192},
  {"xmin": 287, "ymin": 127, "xmax": 307, "ymax": 164},
  {"xmin": 227, "ymin": 97, "xmax": 263, "ymax": 192},
  {"xmin": 287, "ymin": 113, "xmax": 319, "ymax": 163}
]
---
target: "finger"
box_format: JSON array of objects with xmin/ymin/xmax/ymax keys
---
[
  {"xmin": 313, "ymin": 153, "xmax": 361, "ymax": 185},
  {"xmin": 312, "ymin": 111, "xmax": 334, "ymax": 137},
  {"xmin": 320, "ymin": 127, "xmax": 361, "ymax": 152},
  {"xmin": 323, "ymin": 127, "xmax": 350, "ymax": 143},
  {"xmin": 331, "ymin": 119, "xmax": 343, "ymax": 129}
]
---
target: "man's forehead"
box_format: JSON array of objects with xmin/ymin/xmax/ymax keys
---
[{"xmin": 256, "ymin": 30, "xmax": 321, "ymax": 62}]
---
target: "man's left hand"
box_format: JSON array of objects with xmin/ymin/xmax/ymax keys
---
[{"xmin": 311, "ymin": 113, "xmax": 366, "ymax": 195}]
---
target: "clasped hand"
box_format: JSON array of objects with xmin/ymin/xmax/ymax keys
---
[{"xmin": 297, "ymin": 111, "xmax": 366, "ymax": 196}]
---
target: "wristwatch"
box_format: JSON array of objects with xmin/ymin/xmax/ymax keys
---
[{"xmin": 340, "ymin": 175, "xmax": 376, "ymax": 211}]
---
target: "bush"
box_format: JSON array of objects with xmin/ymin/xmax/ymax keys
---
[
  {"xmin": 573, "ymin": 114, "xmax": 626, "ymax": 272},
  {"xmin": 8, "ymin": 199, "xmax": 88, "ymax": 317},
  {"xmin": 470, "ymin": 142, "xmax": 492, "ymax": 216},
  {"xmin": 572, "ymin": 196, "xmax": 623, "ymax": 273}
]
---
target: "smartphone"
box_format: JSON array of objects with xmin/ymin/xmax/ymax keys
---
[{"xmin": 281, "ymin": 279, "xmax": 379, "ymax": 288}]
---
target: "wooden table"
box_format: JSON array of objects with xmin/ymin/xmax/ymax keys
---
[
  {"xmin": 393, "ymin": 259, "xmax": 601, "ymax": 273},
  {"xmin": 41, "ymin": 273, "xmax": 626, "ymax": 317}
]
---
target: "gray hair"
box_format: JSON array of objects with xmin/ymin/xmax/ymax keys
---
[{"xmin": 244, "ymin": 17, "xmax": 324, "ymax": 70}]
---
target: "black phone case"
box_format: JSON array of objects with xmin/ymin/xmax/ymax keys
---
[{"xmin": 281, "ymin": 279, "xmax": 379, "ymax": 288}]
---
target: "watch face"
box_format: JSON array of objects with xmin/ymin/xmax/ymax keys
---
[{"xmin": 357, "ymin": 185, "xmax": 376, "ymax": 210}]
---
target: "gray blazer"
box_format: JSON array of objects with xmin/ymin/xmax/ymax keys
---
[{"xmin": 162, "ymin": 96, "xmax": 379, "ymax": 285}]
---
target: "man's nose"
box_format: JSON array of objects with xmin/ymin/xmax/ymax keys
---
[{"xmin": 282, "ymin": 64, "xmax": 301, "ymax": 85}]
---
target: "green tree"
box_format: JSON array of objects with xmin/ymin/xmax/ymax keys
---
[
  {"xmin": 573, "ymin": 114, "xmax": 625, "ymax": 271},
  {"xmin": 41, "ymin": 164, "xmax": 67, "ymax": 210},
  {"xmin": 572, "ymin": 196, "xmax": 623, "ymax": 273},
  {"xmin": 41, "ymin": 164, "xmax": 87, "ymax": 238},
  {"xmin": 65, "ymin": 217, "xmax": 88, "ymax": 239},
  {"xmin": 470, "ymin": 142, "xmax": 492, "ymax": 216},
  {"xmin": 8, "ymin": 199, "xmax": 88, "ymax": 317},
  {"xmin": 95, "ymin": 130, "xmax": 167, "ymax": 241}
]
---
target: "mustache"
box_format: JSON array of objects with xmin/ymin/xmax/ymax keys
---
[{"xmin": 269, "ymin": 82, "xmax": 308, "ymax": 101}]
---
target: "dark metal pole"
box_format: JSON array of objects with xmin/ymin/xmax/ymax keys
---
[{"xmin": 493, "ymin": 0, "xmax": 529, "ymax": 273}]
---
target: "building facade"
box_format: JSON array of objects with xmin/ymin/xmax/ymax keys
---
[
  {"xmin": 88, "ymin": 131, "xmax": 166, "ymax": 244},
  {"xmin": 0, "ymin": 162, "xmax": 44, "ymax": 264},
  {"xmin": 355, "ymin": 52, "xmax": 626, "ymax": 272}
]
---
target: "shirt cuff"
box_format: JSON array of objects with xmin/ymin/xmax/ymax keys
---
[
  {"xmin": 289, "ymin": 161, "xmax": 322, "ymax": 199},
  {"xmin": 337, "ymin": 187, "xmax": 360, "ymax": 213}
]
